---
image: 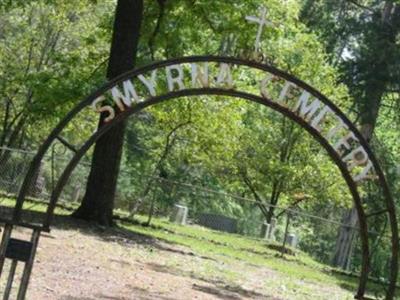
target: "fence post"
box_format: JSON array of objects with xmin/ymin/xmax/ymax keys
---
[{"xmin": 281, "ymin": 211, "xmax": 291, "ymax": 256}]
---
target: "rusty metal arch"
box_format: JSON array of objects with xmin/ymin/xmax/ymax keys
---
[{"xmin": 3, "ymin": 56, "xmax": 399, "ymax": 299}]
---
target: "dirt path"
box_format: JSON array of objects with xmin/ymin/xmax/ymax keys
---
[{"xmin": 3, "ymin": 220, "xmax": 280, "ymax": 300}]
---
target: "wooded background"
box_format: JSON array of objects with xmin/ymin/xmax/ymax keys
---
[{"xmin": 0, "ymin": 0, "xmax": 399, "ymax": 285}]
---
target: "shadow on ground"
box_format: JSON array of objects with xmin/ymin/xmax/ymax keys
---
[
  {"xmin": 145, "ymin": 262, "xmax": 280, "ymax": 300},
  {"xmin": 0, "ymin": 206, "xmax": 214, "ymax": 261},
  {"xmin": 0, "ymin": 206, "xmax": 369, "ymax": 299}
]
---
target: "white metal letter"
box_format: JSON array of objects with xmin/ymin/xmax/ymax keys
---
[
  {"xmin": 326, "ymin": 116, "xmax": 348, "ymax": 140},
  {"xmin": 216, "ymin": 63, "xmax": 234, "ymax": 88},
  {"xmin": 260, "ymin": 74, "xmax": 274, "ymax": 99},
  {"xmin": 310, "ymin": 105, "xmax": 333, "ymax": 132},
  {"xmin": 138, "ymin": 70, "xmax": 158, "ymax": 97},
  {"xmin": 334, "ymin": 132, "xmax": 358, "ymax": 155},
  {"xmin": 191, "ymin": 63, "xmax": 209, "ymax": 88},
  {"xmin": 92, "ymin": 96, "xmax": 115, "ymax": 122},
  {"xmin": 342, "ymin": 146, "xmax": 369, "ymax": 170},
  {"xmin": 354, "ymin": 160, "xmax": 374, "ymax": 182},
  {"xmin": 294, "ymin": 91, "xmax": 321, "ymax": 120},
  {"xmin": 166, "ymin": 64, "xmax": 186, "ymax": 91},
  {"xmin": 278, "ymin": 81, "xmax": 297, "ymax": 103}
]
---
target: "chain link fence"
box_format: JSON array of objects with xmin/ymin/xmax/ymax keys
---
[
  {"xmin": 134, "ymin": 176, "xmax": 360, "ymax": 266},
  {"xmin": 0, "ymin": 145, "xmax": 90, "ymax": 224}
]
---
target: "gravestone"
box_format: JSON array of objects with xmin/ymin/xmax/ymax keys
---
[
  {"xmin": 169, "ymin": 204, "xmax": 188, "ymax": 225},
  {"xmin": 285, "ymin": 233, "xmax": 299, "ymax": 248},
  {"xmin": 269, "ymin": 218, "xmax": 277, "ymax": 240},
  {"xmin": 260, "ymin": 222, "xmax": 271, "ymax": 239},
  {"xmin": 72, "ymin": 186, "xmax": 81, "ymax": 202},
  {"xmin": 198, "ymin": 213, "xmax": 237, "ymax": 233}
]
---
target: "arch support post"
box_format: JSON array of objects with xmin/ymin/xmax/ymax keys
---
[{"xmin": 0, "ymin": 224, "xmax": 41, "ymax": 300}]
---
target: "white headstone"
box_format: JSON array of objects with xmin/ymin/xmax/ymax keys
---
[
  {"xmin": 170, "ymin": 204, "xmax": 188, "ymax": 225},
  {"xmin": 285, "ymin": 233, "xmax": 299, "ymax": 248},
  {"xmin": 268, "ymin": 218, "xmax": 277, "ymax": 240},
  {"xmin": 72, "ymin": 186, "xmax": 81, "ymax": 202},
  {"xmin": 260, "ymin": 222, "xmax": 271, "ymax": 239}
]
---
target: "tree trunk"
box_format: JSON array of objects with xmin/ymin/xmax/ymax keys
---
[
  {"xmin": 332, "ymin": 2, "xmax": 400, "ymax": 269},
  {"xmin": 72, "ymin": 0, "xmax": 143, "ymax": 226},
  {"xmin": 332, "ymin": 92, "xmax": 384, "ymax": 269},
  {"xmin": 27, "ymin": 162, "xmax": 45, "ymax": 198},
  {"xmin": 332, "ymin": 207, "xmax": 358, "ymax": 269}
]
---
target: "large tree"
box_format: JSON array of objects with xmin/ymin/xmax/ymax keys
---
[
  {"xmin": 301, "ymin": 0, "xmax": 400, "ymax": 272},
  {"xmin": 72, "ymin": 0, "xmax": 144, "ymax": 225}
]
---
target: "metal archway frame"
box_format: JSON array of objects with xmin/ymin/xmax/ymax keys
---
[{"xmin": 3, "ymin": 56, "xmax": 398, "ymax": 299}]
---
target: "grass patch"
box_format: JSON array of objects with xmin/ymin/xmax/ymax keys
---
[{"xmin": 0, "ymin": 195, "xmax": 388, "ymax": 299}]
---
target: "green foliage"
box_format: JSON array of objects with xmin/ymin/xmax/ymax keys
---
[
  {"xmin": 2, "ymin": 0, "xmax": 399, "ymax": 290},
  {"xmin": 0, "ymin": 0, "xmax": 113, "ymax": 147},
  {"xmin": 300, "ymin": 0, "xmax": 400, "ymax": 281}
]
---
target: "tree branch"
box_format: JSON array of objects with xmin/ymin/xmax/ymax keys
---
[
  {"xmin": 347, "ymin": 0, "xmax": 374, "ymax": 12},
  {"xmin": 129, "ymin": 117, "xmax": 192, "ymax": 217},
  {"xmin": 148, "ymin": 0, "xmax": 166, "ymax": 60},
  {"xmin": 239, "ymin": 169, "xmax": 269, "ymax": 218}
]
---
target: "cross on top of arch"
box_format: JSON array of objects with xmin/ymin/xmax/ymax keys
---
[{"xmin": 245, "ymin": 6, "xmax": 276, "ymax": 54}]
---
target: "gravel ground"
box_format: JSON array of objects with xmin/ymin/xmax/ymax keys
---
[{"xmin": 1, "ymin": 220, "xmax": 280, "ymax": 300}]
